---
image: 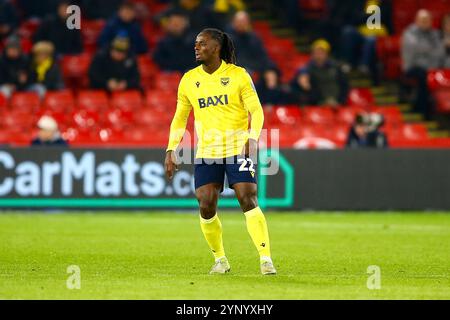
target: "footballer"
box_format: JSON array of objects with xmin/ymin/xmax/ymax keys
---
[{"xmin": 164, "ymin": 28, "xmax": 276, "ymax": 275}]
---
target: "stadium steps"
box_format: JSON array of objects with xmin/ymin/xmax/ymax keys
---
[
  {"xmin": 271, "ymin": 28, "xmax": 297, "ymax": 38},
  {"xmin": 397, "ymin": 104, "xmax": 412, "ymax": 112},
  {"xmin": 374, "ymin": 95, "xmax": 399, "ymax": 105},
  {"xmin": 247, "ymin": 0, "xmax": 450, "ymax": 139},
  {"xmin": 428, "ymin": 130, "xmax": 449, "ymax": 138},
  {"xmin": 249, "ymin": 10, "xmax": 267, "ymax": 21}
]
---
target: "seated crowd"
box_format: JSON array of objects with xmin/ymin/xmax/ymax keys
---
[{"xmin": 0, "ymin": 0, "xmax": 448, "ymax": 148}]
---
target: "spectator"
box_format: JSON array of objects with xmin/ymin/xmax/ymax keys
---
[
  {"xmin": 256, "ymin": 67, "xmax": 290, "ymax": 105},
  {"xmin": 441, "ymin": 14, "xmax": 450, "ymax": 68},
  {"xmin": 33, "ymin": 1, "xmax": 83, "ymax": 56},
  {"xmin": 339, "ymin": 0, "xmax": 391, "ymax": 85},
  {"xmin": 153, "ymin": 11, "xmax": 196, "ymax": 72},
  {"xmin": 31, "ymin": 115, "xmax": 68, "ymax": 146},
  {"xmin": 211, "ymin": 0, "xmax": 246, "ymax": 31},
  {"xmin": 16, "ymin": 0, "xmax": 60, "ymax": 19},
  {"xmin": 89, "ymin": 36, "xmax": 140, "ymax": 92},
  {"xmin": 346, "ymin": 113, "xmax": 388, "ymax": 148},
  {"xmin": 28, "ymin": 41, "xmax": 64, "ymax": 97},
  {"xmin": 0, "ymin": 0, "xmax": 19, "ymax": 41},
  {"xmin": 291, "ymin": 39, "xmax": 349, "ymax": 106},
  {"xmin": 401, "ymin": 10, "xmax": 445, "ymax": 119},
  {"xmin": 80, "ymin": 0, "xmax": 123, "ymax": 19},
  {"xmin": 227, "ymin": 11, "xmax": 272, "ymax": 73},
  {"xmin": 156, "ymin": 0, "xmax": 219, "ymax": 33},
  {"xmin": 0, "ymin": 35, "xmax": 30, "ymax": 98},
  {"xmin": 98, "ymin": 1, "xmax": 149, "ymax": 55}
]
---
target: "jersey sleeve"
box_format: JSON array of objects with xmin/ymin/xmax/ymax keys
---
[
  {"xmin": 240, "ymin": 70, "xmax": 264, "ymax": 141},
  {"xmin": 166, "ymin": 74, "xmax": 193, "ymax": 152}
]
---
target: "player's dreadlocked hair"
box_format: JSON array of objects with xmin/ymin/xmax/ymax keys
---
[{"xmin": 201, "ymin": 28, "xmax": 236, "ymax": 64}]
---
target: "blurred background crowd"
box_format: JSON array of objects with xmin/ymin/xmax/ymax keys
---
[{"xmin": 1, "ymin": 0, "xmax": 450, "ymax": 148}]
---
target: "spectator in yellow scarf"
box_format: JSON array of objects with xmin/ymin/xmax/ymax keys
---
[{"xmin": 28, "ymin": 41, "xmax": 64, "ymax": 97}]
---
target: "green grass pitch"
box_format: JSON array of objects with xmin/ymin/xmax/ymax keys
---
[{"xmin": 0, "ymin": 211, "xmax": 449, "ymax": 299}]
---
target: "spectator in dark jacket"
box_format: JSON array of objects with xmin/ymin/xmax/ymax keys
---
[
  {"xmin": 156, "ymin": 0, "xmax": 220, "ymax": 33},
  {"xmin": 98, "ymin": 1, "xmax": 149, "ymax": 55},
  {"xmin": 17, "ymin": 0, "xmax": 60, "ymax": 19},
  {"xmin": 441, "ymin": 14, "xmax": 450, "ymax": 68},
  {"xmin": 401, "ymin": 10, "xmax": 445, "ymax": 119},
  {"xmin": 291, "ymin": 39, "xmax": 349, "ymax": 106},
  {"xmin": 0, "ymin": 36, "xmax": 30, "ymax": 97},
  {"xmin": 31, "ymin": 115, "xmax": 68, "ymax": 146},
  {"xmin": 33, "ymin": 1, "xmax": 83, "ymax": 56},
  {"xmin": 346, "ymin": 113, "xmax": 388, "ymax": 148},
  {"xmin": 227, "ymin": 11, "xmax": 272, "ymax": 73},
  {"xmin": 89, "ymin": 36, "xmax": 140, "ymax": 91},
  {"xmin": 0, "ymin": 0, "xmax": 19, "ymax": 40},
  {"xmin": 80, "ymin": 0, "xmax": 123, "ymax": 19},
  {"xmin": 153, "ymin": 11, "xmax": 196, "ymax": 72},
  {"xmin": 256, "ymin": 67, "xmax": 290, "ymax": 106},
  {"xmin": 28, "ymin": 41, "xmax": 64, "ymax": 97}
]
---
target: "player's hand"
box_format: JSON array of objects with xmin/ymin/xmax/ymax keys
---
[
  {"xmin": 241, "ymin": 138, "xmax": 258, "ymax": 161},
  {"xmin": 164, "ymin": 150, "xmax": 178, "ymax": 180}
]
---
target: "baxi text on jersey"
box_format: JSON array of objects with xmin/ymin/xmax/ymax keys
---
[{"xmin": 198, "ymin": 94, "xmax": 229, "ymax": 108}]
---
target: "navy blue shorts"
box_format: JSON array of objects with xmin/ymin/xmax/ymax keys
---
[{"xmin": 194, "ymin": 155, "xmax": 257, "ymax": 191}]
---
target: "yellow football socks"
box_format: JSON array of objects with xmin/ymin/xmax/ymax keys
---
[
  {"xmin": 200, "ymin": 214, "xmax": 225, "ymax": 260},
  {"xmin": 244, "ymin": 206, "xmax": 271, "ymax": 259}
]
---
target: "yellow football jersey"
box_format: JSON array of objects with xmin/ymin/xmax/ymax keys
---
[{"xmin": 166, "ymin": 60, "xmax": 264, "ymax": 159}]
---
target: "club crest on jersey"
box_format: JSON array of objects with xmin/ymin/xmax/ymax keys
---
[
  {"xmin": 198, "ymin": 94, "xmax": 229, "ymax": 108},
  {"xmin": 220, "ymin": 77, "xmax": 230, "ymax": 87}
]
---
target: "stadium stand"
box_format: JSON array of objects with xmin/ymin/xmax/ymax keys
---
[{"xmin": 0, "ymin": 0, "xmax": 449, "ymax": 148}]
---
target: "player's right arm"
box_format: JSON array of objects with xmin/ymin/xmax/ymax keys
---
[{"xmin": 165, "ymin": 75, "xmax": 192, "ymax": 180}]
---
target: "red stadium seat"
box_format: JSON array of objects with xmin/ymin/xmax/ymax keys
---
[
  {"xmin": 61, "ymin": 54, "xmax": 91, "ymax": 78},
  {"xmin": 336, "ymin": 107, "xmax": 364, "ymax": 125},
  {"xmin": 81, "ymin": 19, "xmax": 105, "ymax": 53},
  {"xmin": 111, "ymin": 90, "xmax": 143, "ymax": 110},
  {"xmin": 43, "ymin": 91, "xmax": 75, "ymax": 111},
  {"xmin": 134, "ymin": 108, "xmax": 172, "ymax": 127},
  {"xmin": 104, "ymin": 108, "xmax": 134, "ymax": 128},
  {"xmin": 433, "ymin": 90, "xmax": 450, "ymax": 113},
  {"xmin": 96, "ymin": 127, "xmax": 126, "ymax": 145},
  {"xmin": 303, "ymin": 107, "xmax": 334, "ymax": 125},
  {"xmin": 269, "ymin": 106, "xmax": 302, "ymax": 127},
  {"xmin": 36, "ymin": 109, "xmax": 67, "ymax": 125},
  {"xmin": 17, "ymin": 19, "xmax": 40, "ymax": 39},
  {"xmin": 386, "ymin": 123, "xmax": 428, "ymax": 141},
  {"xmin": 0, "ymin": 129, "xmax": 31, "ymax": 146},
  {"xmin": 427, "ymin": 69, "xmax": 450, "ymax": 113},
  {"xmin": 253, "ymin": 21, "xmax": 272, "ymax": 37},
  {"xmin": 123, "ymin": 126, "xmax": 168, "ymax": 146},
  {"xmin": 329, "ymin": 124, "xmax": 350, "ymax": 143},
  {"xmin": 298, "ymin": 0, "xmax": 327, "ymax": 19},
  {"xmin": 392, "ymin": 0, "xmax": 419, "ymax": 34},
  {"xmin": 373, "ymin": 107, "xmax": 403, "ymax": 125},
  {"xmin": 70, "ymin": 109, "xmax": 100, "ymax": 130},
  {"xmin": 427, "ymin": 69, "xmax": 450, "ymax": 91},
  {"xmin": 10, "ymin": 92, "xmax": 40, "ymax": 112},
  {"xmin": 137, "ymin": 55, "xmax": 159, "ymax": 89},
  {"xmin": 77, "ymin": 90, "xmax": 109, "ymax": 111},
  {"xmin": 0, "ymin": 93, "xmax": 6, "ymax": 109},
  {"xmin": 145, "ymin": 90, "xmax": 177, "ymax": 111},
  {"xmin": 1, "ymin": 110, "xmax": 35, "ymax": 131},
  {"xmin": 61, "ymin": 54, "xmax": 91, "ymax": 88},
  {"xmin": 155, "ymin": 72, "xmax": 182, "ymax": 91},
  {"xmin": 298, "ymin": 124, "xmax": 329, "ymax": 138},
  {"xmin": 376, "ymin": 36, "xmax": 401, "ymax": 80},
  {"xmin": 347, "ymin": 88, "xmax": 374, "ymax": 108}
]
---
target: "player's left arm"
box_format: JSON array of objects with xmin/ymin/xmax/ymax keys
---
[{"xmin": 240, "ymin": 71, "xmax": 264, "ymax": 159}]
